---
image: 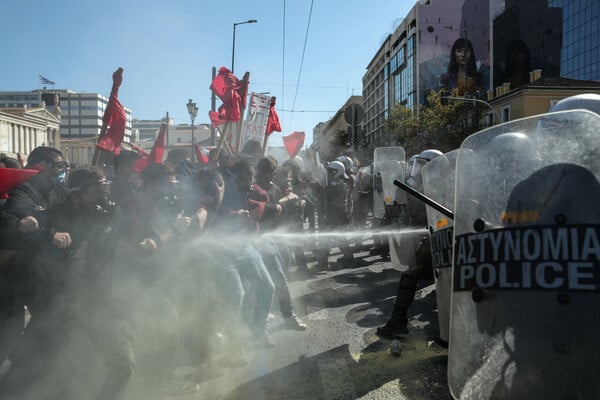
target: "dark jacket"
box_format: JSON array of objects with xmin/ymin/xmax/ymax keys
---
[{"xmin": 0, "ymin": 171, "xmax": 68, "ymax": 251}]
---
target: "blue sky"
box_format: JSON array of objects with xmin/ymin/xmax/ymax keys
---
[{"xmin": 1, "ymin": 0, "xmax": 411, "ymax": 148}]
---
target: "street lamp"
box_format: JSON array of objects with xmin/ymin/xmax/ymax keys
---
[
  {"xmin": 186, "ymin": 99, "xmax": 198, "ymax": 162},
  {"xmin": 232, "ymin": 19, "xmax": 257, "ymax": 73}
]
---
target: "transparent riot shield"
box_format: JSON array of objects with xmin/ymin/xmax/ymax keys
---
[
  {"xmin": 421, "ymin": 149, "xmax": 459, "ymax": 344},
  {"xmin": 449, "ymin": 110, "xmax": 600, "ymax": 400},
  {"xmin": 373, "ymin": 147, "xmax": 406, "ymax": 218}
]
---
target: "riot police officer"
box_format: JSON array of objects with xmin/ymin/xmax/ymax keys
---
[
  {"xmin": 376, "ymin": 149, "xmax": 442, "ymax": 338},
  {"xmin": 316, "ymin": 160, "xmax": 353, "ymax": 268}
]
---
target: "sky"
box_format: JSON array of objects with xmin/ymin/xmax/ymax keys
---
[{"xmin": 0, "ymin": 0, "xmax": 412, "ymax": 148}]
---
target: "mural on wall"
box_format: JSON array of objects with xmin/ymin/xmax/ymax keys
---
[
  {"xmin": 418, "ymin": 0, "xmax": 490, "ymax": 102},
  {"xmin": 439, "ymin": 37, "xmax": 482, "ymax": 95},
  {"xmin": 414, "ymin": 0, "xmax": 598, "ymax": 105}
]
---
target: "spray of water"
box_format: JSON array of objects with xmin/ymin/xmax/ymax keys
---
[{"xmin": 0, "ymin": 165, "xmax": 429, "ymax": 400}]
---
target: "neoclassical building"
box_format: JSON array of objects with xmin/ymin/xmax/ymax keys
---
[{"xmin": 0, "ymin": 106, "xmax": 61, "ymax": 160}]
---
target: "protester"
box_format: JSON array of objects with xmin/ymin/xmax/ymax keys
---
[
  {"xmin": 110, "ymin": 149, "xmax": 142, "ymax": 207},
  {"xmin": 0, "ymin": 146, "xmax": 71, "ymax": 383},
  {"xmin": 219, "ymin": 159, "xmax": 276, "ymax": 347},
  {"xmin": 254, "ymin": 157, "xmax": 307, "ymax": 331}
]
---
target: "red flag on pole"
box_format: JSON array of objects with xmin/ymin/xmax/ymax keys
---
[
  {"xmin": 210, "ymin": 67, "xmax": 235, "ymax": 99},
  {"xmin": 96, "ymin": 68, "xmax": 127, "ymax": 153},
  {"xmin": 194, "ymin": 143, "xmax": 209, "ymax": 164},
  {"xmin": 208, "ymin": 67, "xmax": 247, "ymax": 127},
  {"xmin": 133, "ymin": 156, "xmax": 148, "ymax": 172},
  {"xmin": 238, "ymin": 72, "xmax": 250, "ymax": 110},
  {"xmin": 265, "ymin": 97, "xmax": 281, "ymax": 136},
  {"xmin": 282, "ymin": 131, "xmax": 305, "ymax": 159},
  {"xmin": 127, "ymin": 142, "xmax": 150, "ymax": 157},
  {"xmin": 131, "ymin": 123, "xmax": 167, "ymax": 171},
  {"xmin": 209, "ymin": 104, "xmax": 237, "ymax": 127},
  {"xmin": 149, "ymin": 123, "xmax": 167, "ymax": 164},
  {"xmin": 123, "ymin": 142, "xmax": 150, "ymax": 171}
]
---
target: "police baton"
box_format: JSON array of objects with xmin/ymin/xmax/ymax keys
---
[{"xmin": 393, "ymin": 179, "xmax": 454, "ymax": 220}]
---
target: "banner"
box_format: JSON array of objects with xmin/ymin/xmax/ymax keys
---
[{"xmin": 241, "ymin": 92, "xmax": 271, "ymax": 148}]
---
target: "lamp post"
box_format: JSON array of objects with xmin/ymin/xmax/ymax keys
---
[
  {"xmin": 186, "ymin": 99, "xmax": 198, "ymax": 162},
  {"xmin": 232, "ymin": 19, "xmax": 257, "ymax": 73}
]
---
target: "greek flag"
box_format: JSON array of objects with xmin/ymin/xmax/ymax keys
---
[{"xmin": 39, "ymin": 74, "xmax": 55, "ymax": 85}]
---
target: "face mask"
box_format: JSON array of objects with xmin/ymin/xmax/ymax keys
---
[{"xmin": 55, "ymin": 171, "xmax": 67, "ymax": 184}]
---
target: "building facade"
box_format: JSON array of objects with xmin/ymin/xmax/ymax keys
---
[
  {"xmin": 316, "ymin": 96, "xmax": 363, "ymax": 159},
  {"xmin": 0, "ymin": 107, "xmax": 61, "ymax": 159},
  {"xmin": 132, "ymin": 117, "xmax": 172, "ymax": 142},
  {"xmin": 488, "ymin": 75, "xmax": 600, "ymax": 123},
  {"xmin": 0, "ymin": 89, "xmax": 134, "ymax": 142},
  {"xmin": 362, "ymin": 0, "xmax": 600, "ymax": 145}
]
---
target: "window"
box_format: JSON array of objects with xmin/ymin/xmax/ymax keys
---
[
  {"xmin": 486, "ymin": 112, "xmax": 494, "ymax": 126},
  {"xmin": 407, "ymin": 35, "xmax": 415, "ymax": 56},
  {"xmin": 501, "ymin": 105, "xmax": 510, "ymax": 122}
]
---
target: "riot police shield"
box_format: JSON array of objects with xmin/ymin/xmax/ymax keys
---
[
  {"xmin": 421, "ymin": 149, "xmax": 459, "ymax": 343},
  {"xmin": 449, "ymin": 110, "xmax": 600, "ymax": 400},
  {"xmin": 373, "ymin": 147, "xmax": 406, "ymax": 218}
]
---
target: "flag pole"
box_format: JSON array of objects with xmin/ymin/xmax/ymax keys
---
[
  {"xmin": 261, "ymin": 96, "xmax": 277, "ymax": 156},
  {"xmin": 91, "ymin": 125, "xmax": 107, "ymax": 166},
  {"xmin": 214, "ymin": 121, "xmax": 231, "ymax": 159},
  {"xmin": 235, "ymin": 72, "xmax": 250, "ymax": 153},
  {"xmin": 261, "ymin": 124, "xmax": 269, "ymax": 156},
  {"xmin": 92, "ymin": 67, "xmax": 124, "ymax": 166}
]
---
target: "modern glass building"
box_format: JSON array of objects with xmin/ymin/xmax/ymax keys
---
[
  {"xmin": 362, "ymin": 0, "xmax": 600, "ymax": 145},
  {"xmin": 493, "ymin": 0, "xmax": 599, "ymax": 87}
]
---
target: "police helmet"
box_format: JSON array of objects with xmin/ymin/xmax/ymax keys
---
[
  {"xmin": 327, "ymin": 160, "xmax": 349, "ymax": 179},
  {"xmin": 292, "ymin": 155, "xmax": 305, "ymax": 171},
  {"xmin": 407, "ymin": 154, "xmax": 418, "ymax": 175},
  {"xmin": 411, "ymin": 149, "xmax": 443, "ymax": 179},
  {"xmin": 488, "ymin": 131, "xmax": 539, "ymax": 176},
  {"xmin": 335, "ymin": 156, "xmax": 354, "ymax": 173}
]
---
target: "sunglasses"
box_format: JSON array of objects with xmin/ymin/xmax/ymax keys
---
[{"xmin": 49, "ymin": 161, "xmax": 69, "ymax": 171}]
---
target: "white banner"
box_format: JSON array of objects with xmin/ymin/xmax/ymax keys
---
[{"xmin": 242, "ymin": 92, "xmax": 271, "ymax": 148}]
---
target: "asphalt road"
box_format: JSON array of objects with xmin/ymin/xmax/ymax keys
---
[
  {"xmin": 0, "ymin": 239, "xmax": 450, "ymax": 400},
  {"xmin": 153, "ymin": 241, "xmax": 451, "ymax": 400}
]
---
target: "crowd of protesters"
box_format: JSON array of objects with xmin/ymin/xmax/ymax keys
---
[
  {"xmin": 0, "ymin": 143, "xmax": 330, "ymax": 398},
  {"xmin": 0, "ymin": 142, "xmax": 376, "ymax": 399}
]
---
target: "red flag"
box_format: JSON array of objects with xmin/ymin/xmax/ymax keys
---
[
  {"xmin": 209, "ymin": 103, "xmax": 237, "ymax": 127},
  {"xmin": 238, "ymin": 72, "xmax": 250, "ymax": 110},
  {"xmin": 133, "ymin": 155, "xmax": 149, "ymax": 172},
  {"xmin": 122, "ymin": 142, "xmax": 150, "ymax": 171},
  {"xmin": 96, "ymin": 68, "xmax": 127, "ymax": 153},
  {"xmin": 127, "ymin": 142, "xmax": 150, "ymax": 157},
  {"xmin": 194, "ymin": 143, "xmax": 209, "ymax": 164},
  {"xmin": 208, "ymin": 67, "xmax": 247, "ymax": 127},
  {"xmin": 282, "ymin": 131, "xmax": 305, "ymax": 159},
  {"xmin": 149, "ymin": 123, "xmax": 167, "ymax": 164},
  {"xmin": 210, "ymin": 67, "xmax": 236, "ymax": 99},
  {"xmin": 16, "ymin": 153, "xmax": 25, "ymax": 168},
  {"xmin": 0, "ymin": 168, "xmax": 38, "ymax": 199},
  {"xmin": 265, "ymin": 97, "xmax": 281, "ymax": 136}
]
